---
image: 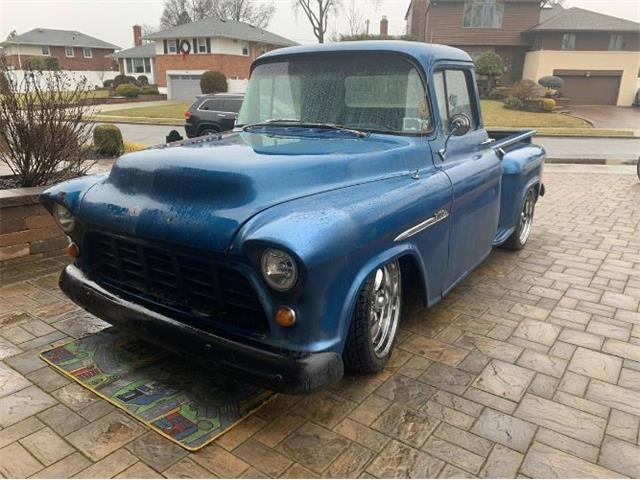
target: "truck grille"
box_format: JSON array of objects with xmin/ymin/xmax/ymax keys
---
[{"xmin": 86, "ymin": 232, "xmax": 269, "ymax": 334}]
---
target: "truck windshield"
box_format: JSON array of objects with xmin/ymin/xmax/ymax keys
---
[{"xmin": 237, "ymin": 53, "xmax": 430, "ymax": 135}]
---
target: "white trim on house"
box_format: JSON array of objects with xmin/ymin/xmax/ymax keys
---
[
  {"xmin": 65, "ymin": 46, "xmax": 75, "ymax": 57},
  {"xmin": 41, "ymin": 45, "xmax": 50, "ymax": 56},
  {"xmin": 83, "ymin": 47, "xmax": 92, "ymax": 58}
]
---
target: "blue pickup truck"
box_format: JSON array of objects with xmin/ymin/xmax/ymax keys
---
[{"xmin": 41, "ymin": 42, "xmax": 545, "ymax": 393}]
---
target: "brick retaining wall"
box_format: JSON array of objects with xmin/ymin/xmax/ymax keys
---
[{"xmin": 0, "ymin": 186, "xmax": 68, "ymax": 268}]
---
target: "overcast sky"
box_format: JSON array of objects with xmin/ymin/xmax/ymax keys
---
[{"xmin": 1, "ymin": 0, "xmax": 638, "ymax": 48}]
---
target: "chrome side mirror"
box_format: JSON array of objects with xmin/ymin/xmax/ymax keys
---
[
  {"xmin": 439, "ymin": 113, "xmax": 471, "ymax": 160},
  {"xmin": 449, "ymin": 113, "xmax": 471, "ymax": 137}
]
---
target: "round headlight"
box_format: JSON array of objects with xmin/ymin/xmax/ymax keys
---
[
  {"xmin": 261, "ymin": 248, "xmax": 298, "ymax": 291},
  {"xmin": 53, "ymin": 203, "xmax": 75, "ymax": 233}
]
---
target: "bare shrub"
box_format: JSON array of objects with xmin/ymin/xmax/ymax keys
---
[
  {"xmin": 0, "ymin": 59, "xmax": 96, "ymax": 187},
  {"xmin": 511, "ymin": 79, "xmax": 543, "ymax": 103}
]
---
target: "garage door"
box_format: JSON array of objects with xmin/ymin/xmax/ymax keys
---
[
  {"xmin": 554, "ymin": 70, "xmax": 622, "ymax": 105},
  {"xmin": 168, "ymin": 74, "xmax": 202, "ymax": 101}
]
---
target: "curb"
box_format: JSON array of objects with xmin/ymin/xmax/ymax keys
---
[{"xmin": 546, "ymin": 158, "xmax": 638, "ymax": 165}]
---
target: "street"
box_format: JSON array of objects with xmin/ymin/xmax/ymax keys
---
[{"xmin": 112, "ymin": 123, "xmax": 640, "ymax": 163}]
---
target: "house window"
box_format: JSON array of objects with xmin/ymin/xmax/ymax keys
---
[
  {"xmin": 463, "ymin": 0, "xmax": 504, "ymax": 28},
  {"xmin": 127, "ymin": 58, "xmax": 151, "ymax": 73},
  {"xmin": 198, "ymin": 38, "xmax": 207, "ymax": 53},
  {"xmin": 259, "ymin": 46, "xmax": 267, "ymax": 55},
  {"xmin": 167, "ymin": 39, "xmax": 177, "ymax": 53},
  {"xmin": 561, "ymin": 33, "xmax": 576, "ymax": 50},
  {"xmin": 41, "ymin": 46, "xmax": 50, "ymax": 56},
  {"xmin": 65, "ymin": 46, "xmax": 75, "ymax": 57},
  {"xmin": 241, "ymin": 42, "xmax": 249, "ymax": 56},
  {"xmin": 83, "ymin": 47, "xmax": 92, "ymax": 58},
  {"xmin": 608, "ymin": 34, "xmax": 623, "ymax": 50}
]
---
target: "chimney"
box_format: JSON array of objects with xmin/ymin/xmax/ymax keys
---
[
  {"xmin": 133, "ymin": 25, "xmax": 142, "ymax": 47},
  {"xmin": 380, "ymin": 16, "xmax": 388, "ymax": 36}
]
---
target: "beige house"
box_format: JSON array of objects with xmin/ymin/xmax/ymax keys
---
[
  {"xmin": 522, "ymin": 6, "xmax": 640, "ymax": 106},
  {"xmin": 405, "ymin": 1, "xmax": 640, "ymax": 105}
]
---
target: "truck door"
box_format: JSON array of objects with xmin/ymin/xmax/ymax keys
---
[{"xmin": 430, "ymin": 67, "xmax": 502, "ymax": 293}]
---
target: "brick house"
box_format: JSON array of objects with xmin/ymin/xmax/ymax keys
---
[
  {"xmin": 112, "ymin": 26, "xmax": 157, "ymax": 84},
  {"xmin": 142, "ymin": 17, "xmax": 296, "ymax": 99},
  {"xmin": 1, "ymin": 28, "xmax": 119, "ymax": 72},
  {"xmin": 405, "ymin": 0, "xmax": 640, "ymax": 105}
]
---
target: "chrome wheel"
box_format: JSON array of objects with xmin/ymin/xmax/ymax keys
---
[
  {"xmin": 518, "ymin": 190, "xmax": 535, "ymax": 244},
  {"xmin": 369, "ymin": 260, "xmax": 401, "ymax": 358}
]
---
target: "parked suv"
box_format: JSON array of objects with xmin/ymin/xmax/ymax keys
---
[{"xmin": 184, "ymin": 93, "xmax": 243, "ymax": 138}]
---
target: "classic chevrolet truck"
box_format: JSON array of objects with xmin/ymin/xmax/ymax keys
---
[{"xmin": 41, "ymin": 42, "xmax": 545, "ymax": 393}]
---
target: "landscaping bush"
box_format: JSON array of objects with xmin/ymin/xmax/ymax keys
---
[
  {"xmin": 103, "ymin": 79, "xmax": 114, "ymax": 88},
  {"xmin": 113, "ymin": 74, "xmax": 139, "ymax": 88},
  {"xmin": 200, "ymin": 71, "xmax": 228, "ymax": 94},
  {"xmin": 137, "ymin": 75, "xmax": 149, "ymax": 85},
  {"xmin": 489, "ymin": 86, "xmax": 511, "ymax": 100},
  {"xmin": 115, "ymin": 84, "xmax": 141, "ymax": 98},
  {"xmin": 0, "ymin": 59, "xmax": 96, "ymax": 187},
  {"xmin": 93, "ymin": 125, "xmax": 123, "ymax": 156},
  {"xmin": 505, "ymin": 96, "xmax": 523, "ymax": 109},
  {"xmin": 538, "ymin": 75, "xmax": 563, "ymax": 90},
  {"xmin": 512, "ymin": 79, "xmax": 542, "ymax": 103},
  {"xmin": 140, "ymin": 85, "xmax": 159, "ymax": 95},
  {"xmin": 539, "ymin": 98, "xmax": 556, "ymax": 112},
  {"xmin": 475, "ymin": 52, "xmax": 503, "ymax": 94}
]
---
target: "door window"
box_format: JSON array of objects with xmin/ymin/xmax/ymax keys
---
[
  {"xmin": 223, "ymin": 99, "xmax": 243, "ymax": 113},
  {"xmin": 200, "ymin": 99, "xmax": 224, "ymax": 111},
  {"xmin": 433, "ymin": 69, "xmax": 477, "ymax": 132}
]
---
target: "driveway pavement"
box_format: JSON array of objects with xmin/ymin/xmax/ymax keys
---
[
  {"xmin": 1, "ymin": 164, "xmax": 639, "ymax": 478},
  {"xmin": 568, "ymin": 106, "xmax": 640, "ymax": 135}
]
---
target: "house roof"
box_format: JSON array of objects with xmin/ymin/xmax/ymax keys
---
[
  {"xmin": 0, "ymin": 28, "xmax": 120, "ymax": 49},
  {"xmin": 529, "ymin": 6, "xmax": 640, "ymax": 32},
  {"xmin": 111, "ymin": 43, "xmax": 156, "ymax": 59},
  {"xmin": 144, "ymin": 17, "xmax": 296, "ymax": 47}
]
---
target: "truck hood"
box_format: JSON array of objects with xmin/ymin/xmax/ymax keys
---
[{"xmin": 78, "ymin": 129, "xmax": 420, "ymax": 252}]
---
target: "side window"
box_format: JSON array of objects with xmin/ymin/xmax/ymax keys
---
[
  {"xmin": 433, "ymin": 69, "xmax": 477, "ymax": 132},
  {"xmin": 201, "ymin": 99, "xmax": 224, "ymax": 111},
  {"xmin": 223, "ymin": 99, "xmax": 242, "ymax": 113}
]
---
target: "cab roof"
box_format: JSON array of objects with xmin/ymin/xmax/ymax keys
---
[{"xmin": 257, "ymin": 41, "xmax": 473, "ymax": 69}]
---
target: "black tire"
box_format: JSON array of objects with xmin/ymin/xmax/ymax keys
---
[
  {"xmin": 343, "ymin": 260, "xmax": 401, "ymax": 373},
  {"xmin": 198, "ymin": 126, "xmax": 219, "ymax": 137},
  {"xmin": 502, "ymin": 187, "xmax": 536, "ymax": 251}
]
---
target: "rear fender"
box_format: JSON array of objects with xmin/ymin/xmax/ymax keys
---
[{"xmin": 495, "ymin": 144, "xmax": 544, "ymax": 245}]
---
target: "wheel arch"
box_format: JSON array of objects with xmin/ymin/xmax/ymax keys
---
[
  {"xmin": 337, "ymin": 244, "xmax": 429, "ymax": 352},
  {"xmin": 197, "ymin": 123, "xmax": 221, "ymax": 135}
]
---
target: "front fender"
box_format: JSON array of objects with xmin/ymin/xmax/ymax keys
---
[
  {"xmin": 231, "ymin": 174, "xmax": 441, "ymax": 353},
  {"xmin": 39, "ymin": 174, "xmax": 107, "ymax": 215}
]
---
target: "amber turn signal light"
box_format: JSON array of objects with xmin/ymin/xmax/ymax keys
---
[
  {"xmin": 65, "ymin": 242, "xmax": 79, "ymax": 258},
  {"xmin": 275, "ymin": 306, "xmax": 296, "ymax": 327}
]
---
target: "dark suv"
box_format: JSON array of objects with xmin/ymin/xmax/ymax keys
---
[{"xmin": 184, "ymin": 93, "xmax": 243, "ymax": 138}]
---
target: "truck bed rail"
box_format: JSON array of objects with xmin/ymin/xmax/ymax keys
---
[{"xmin": 489, "ymin": 130, "xmax": 537, "ymax": 159}]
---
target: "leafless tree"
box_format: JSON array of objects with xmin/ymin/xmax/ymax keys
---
[
  {"xmin": 160, "ymin": 0, "xmax": 275, "ymax": 28},
  {"xmin": 140, "ymin": 24, "xmax": 158, "ymax": 42},
  {"xmin": 295, "ymin": 0, "xmax": 340, "ymax": 43},
  {"xmin": 212, "ymin": 0, "xmax": 276, "ymax": 29},
  {"xmin": 345, "ymin": 0, "xmax": 365, "ymax": 36},
  {"xmin": 0, "ymin": 59, "xmax": 96, "ymax": 187}
]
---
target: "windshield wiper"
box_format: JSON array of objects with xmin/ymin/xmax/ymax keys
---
[{"xmin": 242, "ymin": 119, "xmax": 369, "ymax": 138}]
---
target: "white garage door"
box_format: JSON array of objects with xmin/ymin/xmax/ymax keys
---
[{"xmin": 168, "ymin": 74, "xmax": 202, "ymax": 101}]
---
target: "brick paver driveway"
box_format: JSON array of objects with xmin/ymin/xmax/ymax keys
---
[{"xmin": 1, "ymin": 164, "xmax": 639, "ymax": 478}]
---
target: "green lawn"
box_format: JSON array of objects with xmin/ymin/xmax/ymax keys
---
[
  {"xmin": 96, "ymin": 99, "xmax": 633, "ymax": 137},
  {"xmin": 98, "ymin": 101, "xmax": 190, "ymax": 120},
  {"xmin": 480, "ymin": 100, "xmax": 590, "ymax": 128}
]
